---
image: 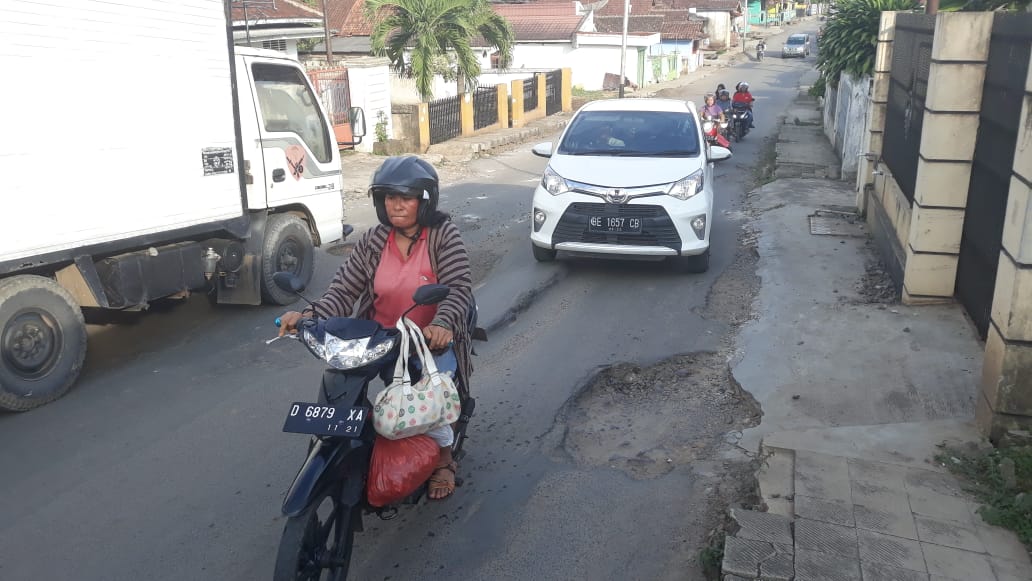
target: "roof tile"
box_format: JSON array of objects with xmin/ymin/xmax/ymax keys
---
[{"xmin": 231, "ymin": 0, "xmax": 323, "ymax": 21}]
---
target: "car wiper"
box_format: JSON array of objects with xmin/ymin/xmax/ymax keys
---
[
  {"xmin": 628, "ymin": 150, "xmax": 699, "ymax": 157},
  {"xmin": 563, "ymin": 150, "xmax": 616, "ymax": 156}
]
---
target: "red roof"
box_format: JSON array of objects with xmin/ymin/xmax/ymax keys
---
[
  {"xmin": 597, "ymin": 0, "xmax": 739, "ymax": 15},
  {"xmin": 661, "ymin": 17, "xmax": 706, "ymax": 40},
  {"xmin": 593, "ymin": 12, "xmax": 705, "ymax": 40},
  {"xmin": 231, "ymin": 0, "xmax": 322, "ymax": 22},
  {"xmin": 592, "ymin": 15, "xmax": 664, "ymax": 33}
]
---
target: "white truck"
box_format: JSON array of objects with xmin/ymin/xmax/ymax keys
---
[{"xmin": 0, "ymin": 0, "xmax": 366, "ymax": 411}]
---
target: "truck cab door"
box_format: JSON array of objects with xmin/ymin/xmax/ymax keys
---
[{"xmin": 239, "ymin": 56, "xmax": 344, "ymax": 246}]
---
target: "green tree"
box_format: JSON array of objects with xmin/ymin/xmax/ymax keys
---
[
  {"xmin": 813, "ymin": 0, "xmax": 919, "ymax": 97},
  {"xmin": 365, "ymin": 0, "xmax": 514, "ymax": 101}
]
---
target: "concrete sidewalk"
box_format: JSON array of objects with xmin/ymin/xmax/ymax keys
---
[{"xmin": 720, "ymin": 79, "xmax": 1032, "ymax": 579}]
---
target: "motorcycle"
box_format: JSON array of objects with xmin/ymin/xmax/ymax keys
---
[
  {"xmin": 268, "ymin": 272, "xmax": 482, "ymax": 581},
  {"xmin": 757, "ymin": 44, "xmax": 765, "ymax": 61},
  {"xmin": 701, "ymin": 116, "xmax": 731, "ymax": 149},
  {"xmin": 730, "ymin": 102, "xmax": 751, "ymax": 142}
]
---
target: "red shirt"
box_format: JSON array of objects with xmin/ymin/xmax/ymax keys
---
[
  {"xmin": 733, "ymin": 91, "xmax": 754, "ymax": 105},
  {"xmin": 372, "ymin": 229, "xmax": 438, "ymax": 329}
]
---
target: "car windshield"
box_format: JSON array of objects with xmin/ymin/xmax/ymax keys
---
[
  {"xmin": 556, "ymin": 110, "xmax": 700, "ymax": 157},
  {"xmin": 787, "ymin": 36, "xmax": 806, "ymax": 45}
]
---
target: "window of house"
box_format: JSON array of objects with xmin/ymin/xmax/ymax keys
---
[
  {"xmin": 252, "ymin": 63, "xmax": 331, "ymax": 163},
  {"xmin": 261, "ymin": 39, "xmax": 287, "ymax": 52}
]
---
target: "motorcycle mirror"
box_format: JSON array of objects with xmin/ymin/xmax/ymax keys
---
[
  {"xmin": 412, "ymin": 284, "xmax": 450, "ymax": 306},
  {"xmin": 273, "ymin": 271, "xmax": 306, "ymax": 294}
]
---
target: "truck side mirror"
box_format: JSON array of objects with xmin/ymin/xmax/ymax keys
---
[{"xmin": 350, "ymin": 107, "xmax": 367, "ymax": 137}]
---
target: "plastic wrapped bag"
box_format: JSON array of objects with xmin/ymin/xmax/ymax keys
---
[{"xmin": 366, "ymin": 434, "xmax": 440, "ymax": 507}]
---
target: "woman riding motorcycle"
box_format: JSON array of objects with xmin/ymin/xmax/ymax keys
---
[{"xmin": 277, "ymin": 156, "xmax": 474, "ymax": 500}]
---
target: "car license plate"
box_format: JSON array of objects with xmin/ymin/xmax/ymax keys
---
[
  {"xmin": 282, "ymin": 402, "xmax": 368, "ymax": 437},
  {"xmin": 588, "ymin": 216, "xmax": 642, "ymax": 234}
]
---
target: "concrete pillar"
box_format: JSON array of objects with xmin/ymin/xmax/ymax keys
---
[
  {"xmin": 537, "ymin": 73, "xmax": 547, "ymax": 113},
  {"xmin": 901, "ymin": 12, "xmax": 994, "ymax": 305},
  {"xmin": 460, "ymin": 92, "xmax": 474, "ymax": 137},
  {"xmin": 510, "ymin": 79, "xmax": 525, "ymax": 128},
  {"xmin": 496, "ymin": 83, "xmax": 509, "ymax": 129},
  {"xmin": 562, "ymin": 67, "xmax": 573, "ymax": 112},
  {"xmin": 417, "ymin": 102, "xmax": 430, "ymax": 153},
  {"xmin": 856, "ymin": 11, "xmax": 897, "ymax": 213},
  {"xmin": 976, "ymin": 56, "xmax": 1032, "ymax": 443}
]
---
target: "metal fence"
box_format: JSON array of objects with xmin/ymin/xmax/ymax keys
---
[
  {"xmin": 428, "ymin": 95, "xmax": 461, "ymax": 145},
  {"xmin": 956, "ymin": 13, "xmax": 1032, "ymax": 338},
  {"xmin": 473, "ymin": 86, "xmax": 499, "ymax": 131},
  {"xmin": 882, "ymin": 13, "xmax": 935, "ymax": 203},
  {"xmin": 307, "ymin": 67, "xmax": 355, "ymax": 147},
  {"xmin": 523, "ymin": 77, "xmax": 538, "ymax": 112},
  {"xmin": 545, "ymin": 70, "xmax": 562, "ymax": 115}
]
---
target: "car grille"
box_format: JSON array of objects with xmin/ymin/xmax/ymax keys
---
[{"xmin": 552, "ymin": 202, "xmax": 682, "ymax": 249}]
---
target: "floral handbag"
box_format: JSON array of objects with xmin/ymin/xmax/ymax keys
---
[{"xmin": 372, "ymin": 317, "xmax": 461, "ymax": 440}]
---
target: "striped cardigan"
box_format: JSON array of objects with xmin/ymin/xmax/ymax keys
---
[{"xmin": 303, "ymin": 220, "xmax": 474, "ymax": 390}]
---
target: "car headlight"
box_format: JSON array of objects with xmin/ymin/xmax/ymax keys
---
[
  {"xmin": 702, "ymin": 120, "xmax": 714, "ymax": 133},
  {"xmin": 302, "ymin": 330, "xmax": 397, "ymax": 370},
  {"xmin": 667, "ymin": 170, "xmax": 704, "ymax": 200},
  {"xmin": 542, "ymin": 166, "xmax": 570, "ymax": 196}
]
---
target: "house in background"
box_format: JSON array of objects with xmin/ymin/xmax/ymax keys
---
[
  {"xmin": 231, "ymin": 0, "xmax": 326, "ymax": 60},
  {"xmin": 596, "ymin": 0, "xmax": 742, "ymax": 49},
  {"xmin": 308, "ymin": 0, "xmax": 375, "ymax": 62},
  {"xmin": 593, "ymin": 12, "xmax": 707, "ymax": 81},
  {"xmin": 473, "ymin": 1, "xmax": 662, "ymax": 91}
]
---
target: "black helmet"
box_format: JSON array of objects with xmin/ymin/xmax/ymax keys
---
[
  {"xmin": 716, "ymin": 83, "xmax": 726, "ymax": 92},
  {"xmin": 369, "ymin": 156, "xmax": 442, "ymax": 227}
]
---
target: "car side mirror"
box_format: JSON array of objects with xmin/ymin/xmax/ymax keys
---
[
  {"xmin": 349, "ymin": 107, "xmax": 367, "ymax": 137},
  {"xmin": 709, "ymin": 146, "xmax": 733, "ymax": 162},
  {"xmin": 531, "ymin": 142, "xmax": 553, "ymax": 158},
  {"xmin": 412, "ymin": 284, "xmax": 450, "ymax": 306},
  {"xmin": 273, "ymin": 271, "xmax": 306, "ymax": 293}
]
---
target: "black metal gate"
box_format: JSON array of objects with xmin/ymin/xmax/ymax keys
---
[
  {"xmin": 473, "ymin": 86, "xmax": 498, "ymax": 131},
  {"xmin": 523, "ymin": 77, "xmax": 538, "ymax": 112},
  {"xmin": 545, "ymin": 69, "xmax": 562, "ymax": 115},
  {"xmin": 428, "ymin": 95, "xmax": 461, "ymax": 145},
  {"xmin": 882, "ymin": 13, "xmax": 936, "ymax": 203},
  {"xmin": 956, "ymin": 13, "xmax": 1032, "ymax": 339}
]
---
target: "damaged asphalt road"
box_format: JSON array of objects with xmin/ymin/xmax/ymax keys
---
[{"xmin": 0, "ymin": 54, "xmax": 816, "ymax": 581}]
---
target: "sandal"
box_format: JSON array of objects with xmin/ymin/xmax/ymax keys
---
[{"xmin": 428, "ymin": 460, "xmax": 457, "ymax": 500}]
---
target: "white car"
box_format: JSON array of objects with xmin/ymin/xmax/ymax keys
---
[{"xmin": 529, "ymin": 98, "xmax": 732, "ymax": 273}]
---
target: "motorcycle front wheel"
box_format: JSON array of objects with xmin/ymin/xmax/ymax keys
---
[{"xmin": 274, "ymin": 491, "xmax": 358, "ymax": 581}]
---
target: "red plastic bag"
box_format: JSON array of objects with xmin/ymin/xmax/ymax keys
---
[{"xmin": 366, "ymin": 434, "xmax": 440, "ymax": 507}]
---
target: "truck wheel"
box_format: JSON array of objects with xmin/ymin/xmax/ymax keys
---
[
  {"xmin": 261, "ymin": 213, "xmax": 315, "ymax": 305},
  {"xmin": 0, "ymin": 275, "xmax": 87, "ymax": 411}
]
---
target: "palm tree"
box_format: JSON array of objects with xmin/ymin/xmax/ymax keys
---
[{"xmin": 365, "ymin": 0, "xmax": 514, "ymax": 101}]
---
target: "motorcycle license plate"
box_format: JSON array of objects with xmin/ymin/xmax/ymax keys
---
[
  {"xmin": 588, "ymin": 216, "xmax": 642, "ymax": 234},
  {"xmin": 282, "ymin": 402, "xmax": 368, "ymax": 437}
]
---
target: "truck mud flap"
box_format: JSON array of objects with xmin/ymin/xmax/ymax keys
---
[{"xmin": 215, "ymin": 211, "xmax": 265, "ymax": 305}]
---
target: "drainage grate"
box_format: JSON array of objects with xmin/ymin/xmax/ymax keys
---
[{"xmin": 808, "ymin": 209, "xmax": 866, "ymax": 237}]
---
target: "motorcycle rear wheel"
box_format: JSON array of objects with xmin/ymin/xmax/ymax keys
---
[{"xmin": 274, "ymin": 491, "xmax": 357, "ymax": 581}]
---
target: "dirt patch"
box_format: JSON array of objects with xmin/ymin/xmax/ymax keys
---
[
  {"xmin": 556, "ymin": 352, "xmax": 762, "ymax": 480},
  {"xmin": 340, "ymin": 151, "xmax": 480, "ymax": 201},
  {"xmin": 846, "ymin": 240, "xmax": 900, "ymax": 305}
]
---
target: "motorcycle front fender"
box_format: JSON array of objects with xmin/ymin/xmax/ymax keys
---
[{"xmin": 281, "ymin": 436, "xmax": 368, "ymax": 517}]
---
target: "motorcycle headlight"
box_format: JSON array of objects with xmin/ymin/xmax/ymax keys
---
[
  {"xmin": 667, "ymin": 170, "xmax": 704, "ymax": 201},
  {"xmin": 302, "ymin": 329, "xmax": 397, "ymax": 370},
  {"xmin": 702, "ymin": 121, "xmax": 714, "ymax": 133},
  {"xmin": 542, "ymin": 166, "xmax": 570, "ymax": 196}
]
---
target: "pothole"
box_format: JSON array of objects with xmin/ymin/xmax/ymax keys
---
[{"xmin": 553, "ymin": 352, "xmax": 762, "ymax": 481}]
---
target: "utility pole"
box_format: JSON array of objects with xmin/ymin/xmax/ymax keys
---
[
  {"xmin": 925, "ymin": 0, "xmax": 939, "ymax": 14},
  {"xmin": 320, "ymin": 0, "xmax": 333, "ymax": 64},
  {"xmin": 619, "ymin": 0, "xmax": 629, "ymax": 98}
]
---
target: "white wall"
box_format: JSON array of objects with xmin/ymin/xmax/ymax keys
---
[
  {"xmin": 822, "ymin": 71, "xmax": 871, "ymax": 180},
  {"xmin": 347, "ymin": 65, "xmax": 392, "ymax": 153},
  {"xmin": 698, "ymin": 11, "xmax": 731, "ymax": 49}
]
